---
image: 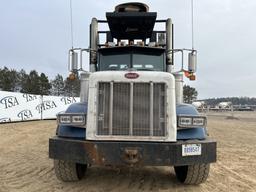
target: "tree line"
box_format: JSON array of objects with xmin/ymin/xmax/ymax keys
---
[
  {"xmin": 203, "ymin": 97, "xmax": 256, "ymax": 106},
  {"xmin": 0, "ymin": 67, "xmax": 80, "ymax": 96},
  {"xmin": 0, "ymin": 66, "xmax": 201, "ymax": 102}
]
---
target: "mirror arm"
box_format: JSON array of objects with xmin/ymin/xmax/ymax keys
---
[
  {"xmin": 68, "ymin": 47, "xmax": 93, "ymax": 73},
  {"xmin": 166, "ymin": 48, "xmax": 197, "ymax": 72}
]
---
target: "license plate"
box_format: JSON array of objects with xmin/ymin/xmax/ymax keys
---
[{"xmin": 182, "ymin": 144, "xmax": 201, "ymax": 156}]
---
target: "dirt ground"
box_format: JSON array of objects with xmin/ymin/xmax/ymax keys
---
[{"xmin": 0, "ymin": 111, "xmax": 256, "ymax": 192}]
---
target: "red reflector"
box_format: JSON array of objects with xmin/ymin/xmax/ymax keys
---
[{"xmin": 124, "ymin": 73, "xmax": 139, "ymax": 79}]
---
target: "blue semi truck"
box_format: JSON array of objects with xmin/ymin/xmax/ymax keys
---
[{"xmin": 49, "ymin": 2, "xmax": 216, "ymax": 184}]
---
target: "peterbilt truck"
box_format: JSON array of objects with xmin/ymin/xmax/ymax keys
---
[{"xmin": 49, "ymin": 2, "xmax": 216, "ymax": 184}]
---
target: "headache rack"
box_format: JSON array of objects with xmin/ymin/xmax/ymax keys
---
[
  {"xmin": 87, "ymin": 3, "xmax": 174, "ymax": 73},
  {"xmin": 96, "ymin": 18, "xmax": 172, "ymax": 48}
]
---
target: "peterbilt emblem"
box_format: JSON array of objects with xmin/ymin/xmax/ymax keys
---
[{"xmin": 124, "ymin": 73, "xmax": 139, "ymax": 79}]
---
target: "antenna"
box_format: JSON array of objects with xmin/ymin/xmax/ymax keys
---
[
  {"xmin": 191, "ymin": 0, "xmax": 194, "ymax": 50},
  {"xmin": 69, "ymin": 0, "xmax": 74, "ymax": 48}
]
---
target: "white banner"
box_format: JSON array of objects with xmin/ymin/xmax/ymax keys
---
[
  {"xmin": 40, "ymin": 95, "xmax": 79, "ymax": 119},
  {"xmin": 0, "ymin": 91, "xmax": 80, "ymax": 123}
]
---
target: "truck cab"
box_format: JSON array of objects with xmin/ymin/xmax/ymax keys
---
[{"xmin": 49, "ymin": 3, "xmax": 216, "ymax": 185}]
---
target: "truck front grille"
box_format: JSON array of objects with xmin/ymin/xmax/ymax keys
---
[{"xmin": 97, "ymin": 82, "xmax": 166, "ymax": 137}]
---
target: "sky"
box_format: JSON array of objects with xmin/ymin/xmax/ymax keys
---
[{"xmin": 0, "ymin": 0, "xmax": 256, "ymax": 99}]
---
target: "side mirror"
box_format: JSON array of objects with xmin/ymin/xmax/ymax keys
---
[
  {"xmin": 157, "ymin": 33, "xmax": 166, "ymax": 45},
  {"xmin": 188, "ymin": 51, "xmax": 197, "ymax": 73},
  {"xmin": 69, "ymin": 50, "xmax": 78, "ymax": 72}
]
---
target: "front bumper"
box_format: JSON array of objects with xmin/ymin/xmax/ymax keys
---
[{"xmin": 49, "ymin": 136, "xmax": 216, "ymax": 166}]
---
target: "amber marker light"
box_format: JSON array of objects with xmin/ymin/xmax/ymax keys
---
[
  {"xmin": 68, "ymin": 72, "xmax": 76, "ymax": 81},
  {"xmin": 189, "ymin": 74, "xmax": 196, "ymax": 81}
]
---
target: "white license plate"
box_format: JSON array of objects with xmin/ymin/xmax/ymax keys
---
[{"xmin": 182, "ymin": 144, "xmax": 202, "ymax": 156}]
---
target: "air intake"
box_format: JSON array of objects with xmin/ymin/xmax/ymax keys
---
[
  {"xmin": 106, "ymin": 3, "xmax": 156, "ymax": 40},
  {"xmin": 115, "ymin": 2, "xmax": 149, "ymax": 12}
]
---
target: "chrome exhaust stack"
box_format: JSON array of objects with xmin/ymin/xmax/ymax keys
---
[
  {"xmin": 166, "ymin": 18, "xmax": 173, "ymax": 73},
  {"xmin": 90, "ymin": 18, "xmax": 98, "ymax": 72}
]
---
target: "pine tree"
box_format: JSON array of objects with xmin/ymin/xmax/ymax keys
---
[
  {"xmin": 64, "ymin": 77, "xmax": 80, "ymax": 97},
  {"xmin": 39, "ymin": 73, "xmax": 51, "ymax": 95},
  {"xmin": 183, "ymin": 85, "xmax": 198, "ymax": 104},
  {"xmin": 17, "ymin": 69, "xmax": 28, "ymax": 92},
  {"xmin": 0, "ymin": 67, "xmax": 19, "ymax": 91},
  {"xmin": 0, "ymin": 68, "xmax": 3, "ymax": 90},
  {"xmin": 51, "ymin": 74, "xmax": 65, "ymax": 96},
  {"xmin": 21, "ymin": 70, "xmax": 40, "ymax": 94}
]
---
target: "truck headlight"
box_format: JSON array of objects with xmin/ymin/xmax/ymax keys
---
[
  {"xmin": 59, "ymin": 115, "xmax": 71, "ymax": 124},
  {"xmin": 72, "ymin": 115, "xmax": 85, "ymax": 124},
  {"xmin": 179, "ymin": 117, "xmax": 192, "ymax": 126},
  {"xmin": 57, "ymin": 113, "xmax": 86, "ymax": 126},
  {"xmin": 192, "ymin": 117, "xmax": 205, "ymax": 126},
  {"xmin": 177, "ymin": 115, "xmax": 207, "ymax": 129}
]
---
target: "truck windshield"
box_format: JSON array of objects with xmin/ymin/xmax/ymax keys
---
[
  {"xmin": 99, "ymin": 50, "xmax": 165, "ymax": 71},
  {"xmin": 99, "ymin": 53, "xmax": 130, "ymax": 71},
  {"xmin": 133, "ymin": 53, "xmax": 164, "ymax": 71}
]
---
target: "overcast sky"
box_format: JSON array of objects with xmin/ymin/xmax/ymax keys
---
[{"xmin": 0, "ymin": 0, "xmax": 255, "ymax": 99}]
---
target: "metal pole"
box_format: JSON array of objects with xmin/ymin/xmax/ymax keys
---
[
  {"xmin": 191, "ymin": 0, "xmax": 194, "ymax": 50},
  {"xmin": 69, "ymin": 0, "xmax": 74, "ymax": 48}
]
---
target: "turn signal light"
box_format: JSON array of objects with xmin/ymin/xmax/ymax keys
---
[
  {"xmin": 68, "ymin": 72, "xmax": 76, "ymax": 81},
  {"xmin": 189, "ymin": 74, "xmax": 196, "ymax": 81},
  {"xmin": 57, "ymin": 113, "xmax": 86, "ymax": 126},
  {"xmin": 177, "ymin": 115, "xmax": 207, "ymax": 129}
]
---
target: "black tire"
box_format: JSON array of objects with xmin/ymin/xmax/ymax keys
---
[
  {"xmin": 54, "ymin": 160, "xmax": 87, "ymax": 182},
  {"xmin": 174, "ymin": 163, "xmax": 210, "ymax": 184}
]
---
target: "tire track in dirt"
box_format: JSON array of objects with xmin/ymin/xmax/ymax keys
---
[
  {"xmin": 0, "ymin": 121, "xmax": 57, "ymax": 192},
  {"xmin": 1, "ymin": 153, "xmax": 53, "ymax": 191},
  {"xmin": 218, "ymin": 163, "xmax": 256, "ymax": 188}
]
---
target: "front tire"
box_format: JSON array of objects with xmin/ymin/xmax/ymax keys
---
[
  {"xmin": 174, "ymin": 163, "xmax": 210, "ymax": 184},
  {"xmin": 54, "ymin": 160, "xmax": 87, "ymax": 182}
]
